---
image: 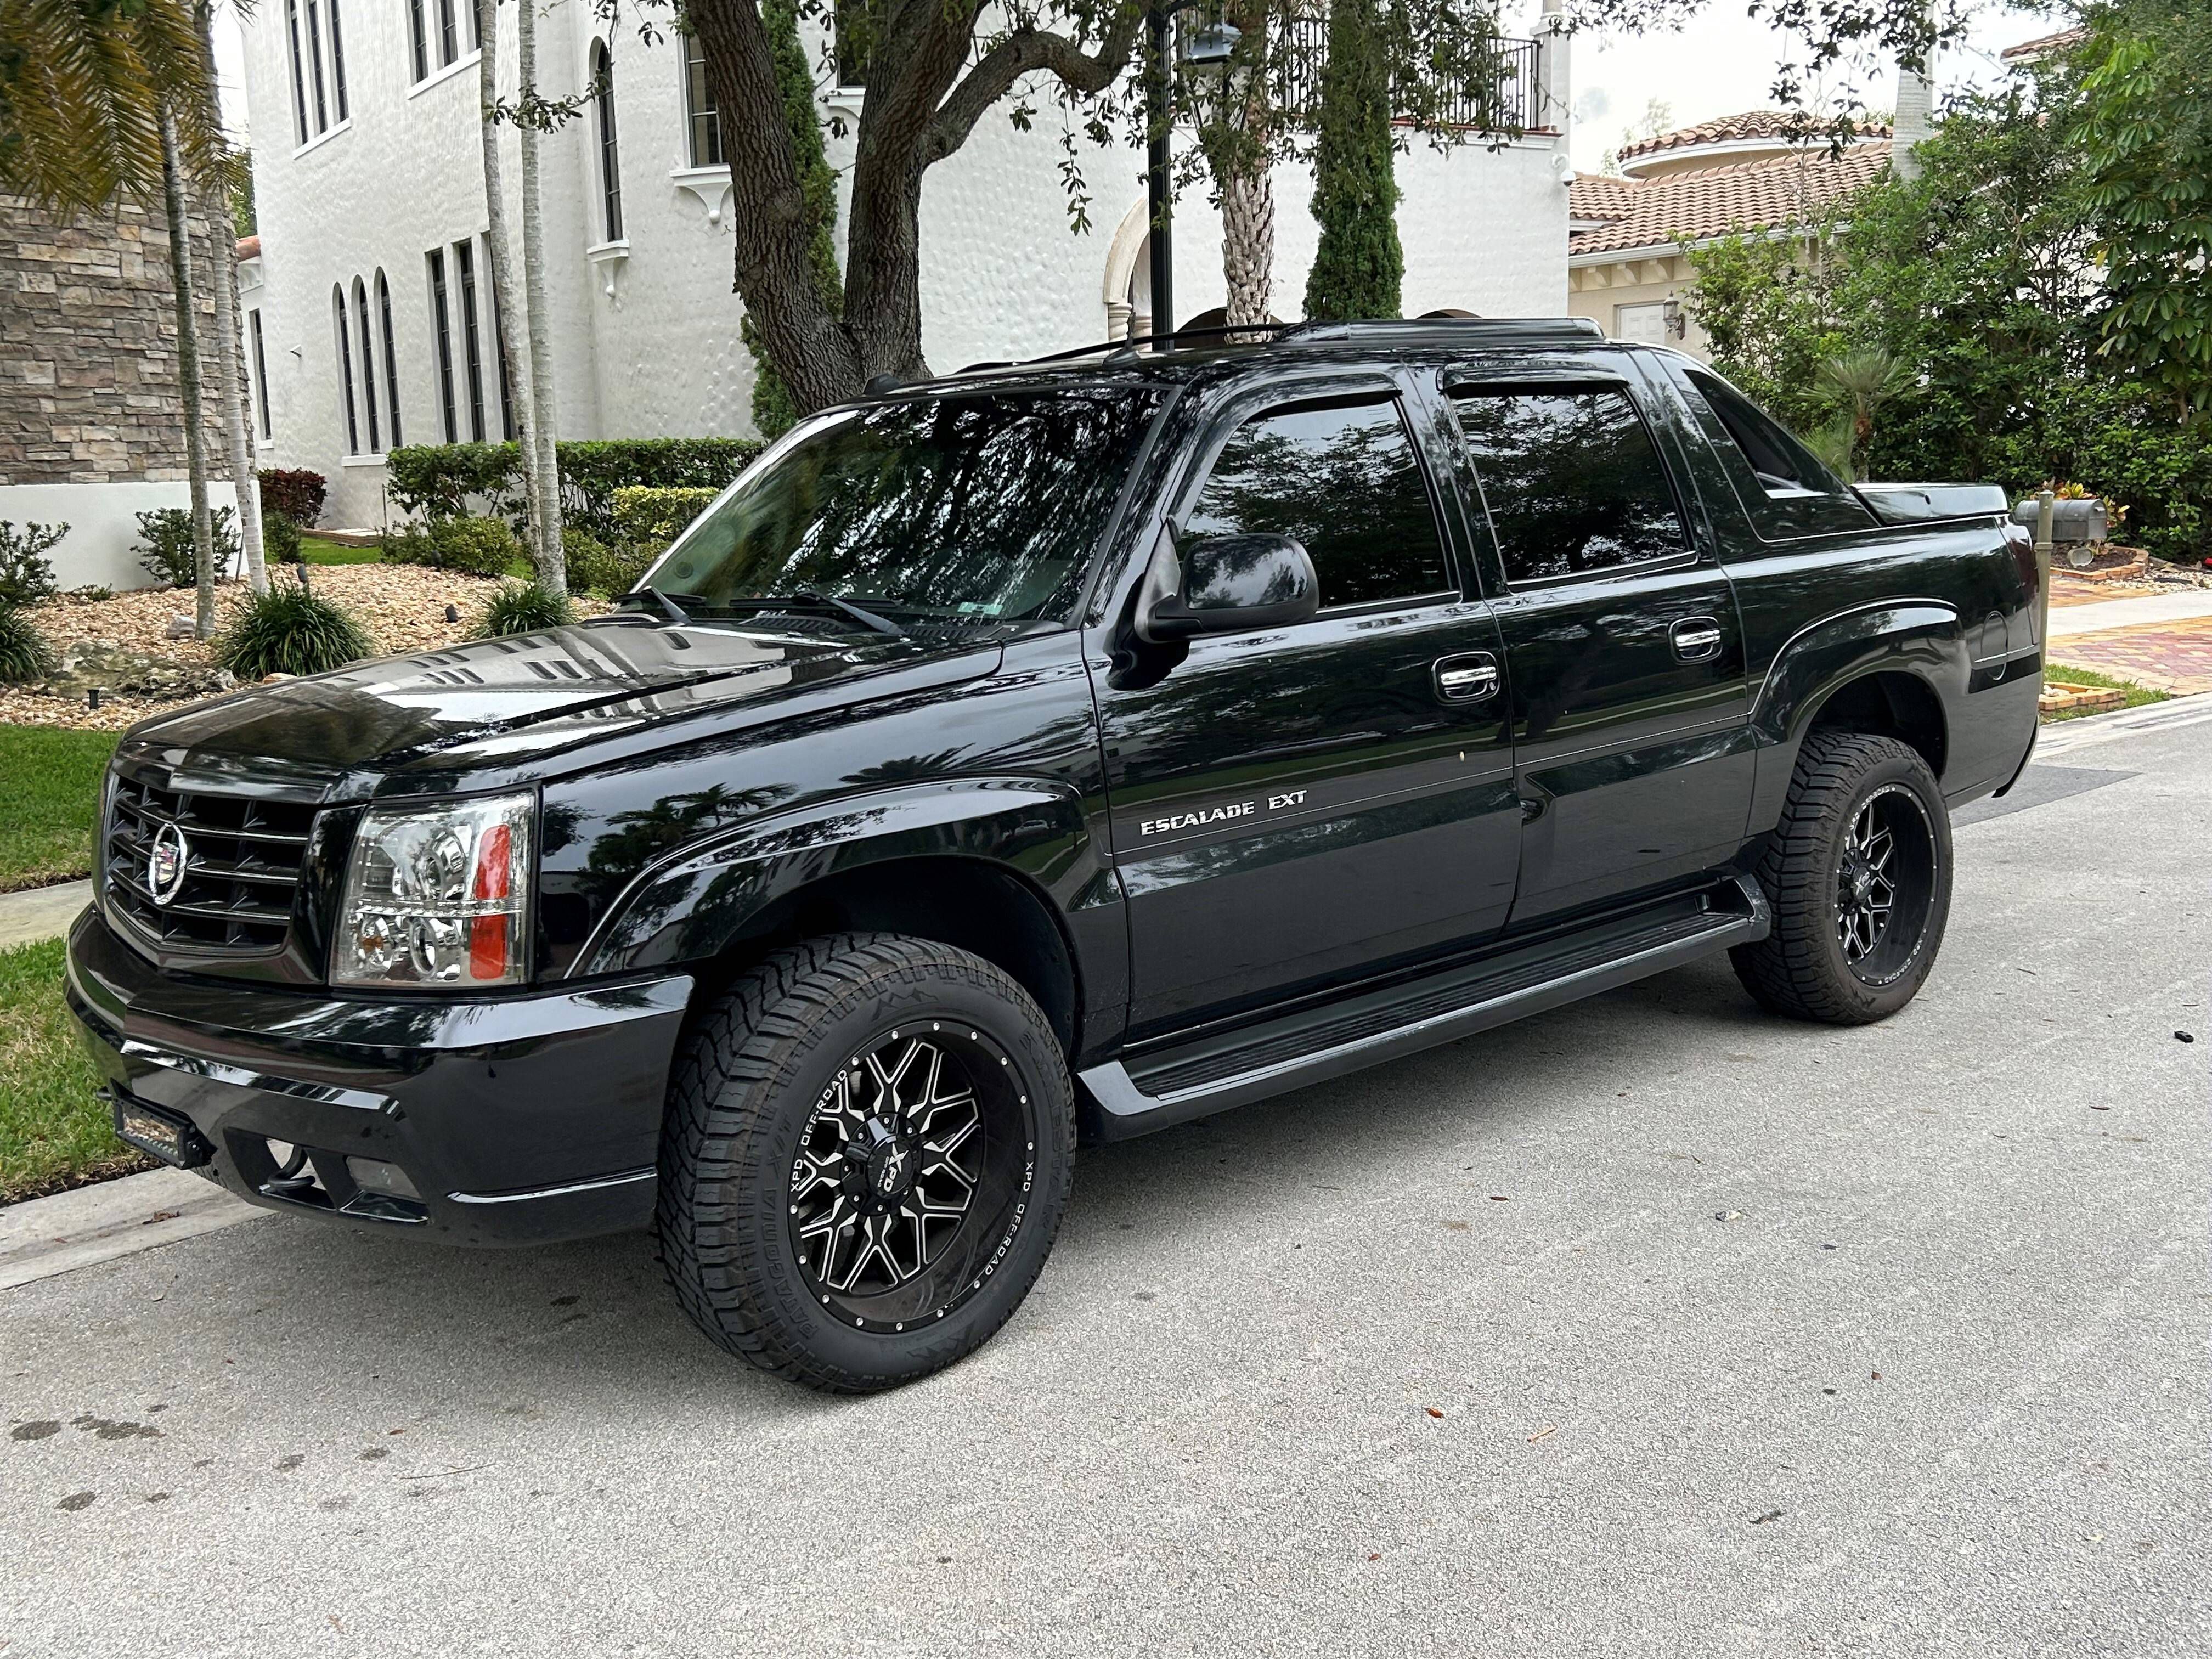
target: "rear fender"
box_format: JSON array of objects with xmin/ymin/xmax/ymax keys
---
[{"xmin": 1746, "ymin": 600, "xmax": 1961, "ymax": 834}]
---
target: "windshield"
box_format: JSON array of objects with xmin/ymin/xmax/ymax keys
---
[{"xmin": 642, "ymin": 387, "xmax": 1163, "ymax": 634}]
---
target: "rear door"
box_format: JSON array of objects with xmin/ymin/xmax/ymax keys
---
[
  {"xmin": 1442, "ymin": 368, "xmax": 1755, "ymax": 923},
  {"xmin": 1093, "ymin": 372, "xmax": 1520, "ymax": 1039}
]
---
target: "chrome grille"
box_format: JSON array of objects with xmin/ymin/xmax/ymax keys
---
[{"xmin": 105, "ymin": 774, "xmax": 317, "ymax": 952}]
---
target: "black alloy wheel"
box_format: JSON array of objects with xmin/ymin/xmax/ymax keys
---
[
  {"xmin": 1731, "ymin": 729, "xmax": 1954, "ymax": 1024},
  {"xmin": 789, "ymin": 1022, "xmax": 1035, "ymax": 1334}
]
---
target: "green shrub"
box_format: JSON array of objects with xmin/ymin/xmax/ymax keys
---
[
  {"xmin": 385, "ymin": 437, "xmax": 760, "ymax": 539},
  {"xmin": 213, "ymin": 579, "xmax": 374, "ymax": 679},
  {"xmin": 256, "ymin": 467, "xmax": 328, "ymax": 525},
  {"xmin": 0, "ymin": 604, "xmax": 59, "ymax": 684},
  {"xmin": 561, "ymin": 526, "xmax": 655, "ymax": 597},
  {"xmin": 0, "ymin": 521, "xmax": 66, "ymax": 606},
  {"xmin": 611, "ymin": 486, "xmax": 718, "ymax": 548},
  {"xmin": 262, "ymin": 510, "xmax": 303, "ymax": 565},
  {"xmin": 134, "ymin": 506, "xmax": 239, "ymax": 587},
  {"xmin": 382, "ymin": 514, "xmax": 524, "ymax": 578},
  {"xmin": 471, "ymin": 581, "xmax": 578, "ymax": 639}
]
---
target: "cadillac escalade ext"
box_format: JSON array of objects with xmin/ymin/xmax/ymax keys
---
[{"xmin": 66, "ymin": 318, "xmax": 2044, "ymax": 1392}]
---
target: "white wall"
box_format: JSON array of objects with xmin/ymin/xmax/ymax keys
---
[
  {"xmin": 242, "ymin": 0, "xmax": 1572, "ymax": 517},
  {"xmin": 2, "ymin": 481, "xmax": 241, "ymax": 592}
]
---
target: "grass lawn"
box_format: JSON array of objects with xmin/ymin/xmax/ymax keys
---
[
  {"xmin": 0, "ymin": 726, "xmax": 118, "ymax": 893},
  {"xmin": 300, "ymin": 535, "xmax": 381, "ymax": 565},
  {"xmin": 2043, "ymin": 662, "xmax": 2170, "ymax": 722},
  {"xmin": 0, "ymin": 937, "xmax": 146, "ymax": 1201}
]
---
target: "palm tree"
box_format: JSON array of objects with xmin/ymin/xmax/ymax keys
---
[
  {"xmin": 473, "ymin": 0, "xmax": 546, "ymax": 563},
  {"xmin": 1820, "ymin": 348, "xmax": 1912, "ymax": 481},
  {"xmin": 195, "ymin": 1, "xmax": 268, "ymax": 595},
  {"xmin": 514, "ymin": 0, "xmax": 564, "ymax": 588},
  {"xmin": 157, "ymin": 105, "xmax": 217, "ymax": 636},
  {"xmin": 0, "ymin": 0, "xmax": 222, "ymax": 209}
]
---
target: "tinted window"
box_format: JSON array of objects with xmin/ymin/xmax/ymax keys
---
[
  {"xmin": 1682, "ymin": 369, "xmax": 1876, "ymax": 539},
  {"xmin": 655, "ymin": 390, "xmax": 1162, "ymax": 630},
  {"xmin": 1183, "ymin": 395, "xmax": 1449, "ymax": 610},
  {"xmin": 1452, "ymin": 387, "xmax": 1690, "ymax": 584}
]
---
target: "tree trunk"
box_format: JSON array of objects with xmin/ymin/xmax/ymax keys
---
[
  {"xmin": 474, "ymin": 0, "xmax": 544, "ymax": 563},
  {"xmin": 196, "ymin": 1, "xmax": 264, "ymax": 594},
  {"xmin": 159, "ymin": 106, "xmax": 217, "ymax": 639},
  {"xmin": 514, "ymin": 0, "xmax": 565, "ymax": 588},
  {"xmin": 1205, "ymin": 1, "xmax": 1277, "ymax": 335}
]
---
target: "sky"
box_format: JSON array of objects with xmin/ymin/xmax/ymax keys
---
[
  {"xmin": 213, "ymin": 0, "xmax": 2055, "ymax": 174},
  {"xmin": 1549, "ymin": 1, "xmax": 2055, "ymax": 174}
]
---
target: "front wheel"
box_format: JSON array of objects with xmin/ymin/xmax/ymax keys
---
[
  {"xmin": 657, "ymin": 933, "xmax": 1076, "ymax": 1392},
  {"xmin": 1730, "ymin": 730, "xmax": 1953, "ymax": 1025}
]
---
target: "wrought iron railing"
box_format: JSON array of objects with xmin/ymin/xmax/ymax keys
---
[{"xmin": 1260, "ymin": 16, "xmax": 1539, "ymax": 136}]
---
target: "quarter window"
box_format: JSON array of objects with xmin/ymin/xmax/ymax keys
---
[
  {"xmin": 1680, "ymin": 369, "xmax": 1876, "ymax": 540},
  {"xmin": 684, "ymin": 35, "xmax": 724, "ymax": 168},
  {"xmin": 1451, "ymin": 387, "xmax": 1689, "ymax": 584},
  {"xmin": 1184, "ymin": 394, "xmax": 1449, "ymax": 610}
]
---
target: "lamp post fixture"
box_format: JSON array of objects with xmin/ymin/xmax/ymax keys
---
[{"xmin": 1143, "ymin": 8, "xmax": 1239, "ymax": 349}]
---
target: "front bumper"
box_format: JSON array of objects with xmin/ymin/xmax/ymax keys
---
[{"xmin": 64, "ymin": 907, "xmax": 693, "ymax": 1245}]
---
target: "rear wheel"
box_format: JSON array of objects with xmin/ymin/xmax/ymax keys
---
[
  {"xmin": 1731, "ymin": 730, "xmax": 1952, "ymax": 1025},
  {"xmin": 658, "ymin": 933, "xmax": 1075, "ymax": 1392}
]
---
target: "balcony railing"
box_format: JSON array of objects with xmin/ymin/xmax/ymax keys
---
[{"xmin": 1259, "ymin": 16, "xmax": 1540, "ymax": 136}]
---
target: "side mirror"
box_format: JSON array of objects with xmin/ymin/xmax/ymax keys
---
[{"xmin": 1135, "ymin": 533, "xmax": 1320, "ymax": 643}]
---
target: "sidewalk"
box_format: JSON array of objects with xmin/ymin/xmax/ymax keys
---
[
  {"xmin": 0, "ymin": 878, "xmax": 88, "ymax": 950},
  {"xmin": 2045, "ymin": 578, "xmax": 2212, "ymax": 696}
]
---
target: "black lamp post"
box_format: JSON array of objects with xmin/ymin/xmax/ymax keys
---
[{"xmin": 1143, "ymin": 8, "xmax": 1238, "ymax": 348}]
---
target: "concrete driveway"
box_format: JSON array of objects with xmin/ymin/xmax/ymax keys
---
[{"xmin": 4, "ymin": 709, "xmax": 2208, "ymax": 1657}]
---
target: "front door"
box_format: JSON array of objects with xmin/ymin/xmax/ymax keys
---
[
  {"xmin": 1443, "ymin": 375, "xmax": 1754, "ymax": 923},
  {"xmin": 1093, "ymin": 380, "xmax": 1521, "ymax": 1040}
]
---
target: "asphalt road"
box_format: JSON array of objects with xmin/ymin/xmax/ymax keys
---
[{"xmin": 5, "ymin": 710, "xmax": 2208, "ymax": 1657}]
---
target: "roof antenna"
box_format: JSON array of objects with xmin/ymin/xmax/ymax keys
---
[{"xmin": 862, "ymin": 373, "xmax": 905, "ymax": 396}]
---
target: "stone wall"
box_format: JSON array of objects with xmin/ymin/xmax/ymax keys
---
[{"xmin": 0, "ymin": 191, "xmax": 230, "ymax": 488}]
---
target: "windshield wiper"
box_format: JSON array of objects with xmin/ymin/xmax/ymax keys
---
[
  {"xmin": 720, "ymin": 591, "xmax": 907, "ymax": 639},
  {"xmin": 622, "ymin": 585, "xmax": 702, "ymax": 624}
]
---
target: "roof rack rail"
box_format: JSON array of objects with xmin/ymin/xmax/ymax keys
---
[{"xmin": 990, "ymin": 315, "xmax": 1607, "ymax": 373}]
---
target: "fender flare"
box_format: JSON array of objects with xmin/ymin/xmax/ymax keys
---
[
  {"xmin": 1745, "ymin": 599, "xmax": 1961, "ymax": 834},
  {"xmin": 571, "ymin": 777, "xmax": 1100, "ymax": 981}
]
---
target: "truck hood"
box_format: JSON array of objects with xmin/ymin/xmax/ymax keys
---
[{"xmin": 123, "ymin": 619, "xmax": 1001, "ymax": 792}]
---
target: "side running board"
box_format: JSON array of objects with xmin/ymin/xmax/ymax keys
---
[{"xmin": 1081, "ymin": 874, "xmax": 1770, "ymax": 1142}]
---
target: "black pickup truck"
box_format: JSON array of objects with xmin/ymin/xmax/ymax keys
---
[{"xmin": 67, "ymin": 319, "xmax": 2042, "ymax": 1392}]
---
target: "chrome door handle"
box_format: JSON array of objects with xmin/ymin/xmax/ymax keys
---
[
  {"xmin": 1671, "ymin": 618, "xmax": 1725, "ymax": 662},
  {"xmin": 1434, "ymin": 654, "xmax": 1500, "ymax": 702}
]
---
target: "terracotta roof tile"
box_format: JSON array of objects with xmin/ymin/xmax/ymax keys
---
[
  {"xmin": 2000, "ymin": 26, "xmax": 2086, "ymax": 61},
  {"xmin": 234, "ymin": 234, "xmax": 261, "ymax": 260},
  {"xmin": 1568, "ymin": 143, "xmax": 1892, "ymax": 257},
  {"xmin": 1618, "ymin": 109, "xmax": 1891, "ymax": 163}
]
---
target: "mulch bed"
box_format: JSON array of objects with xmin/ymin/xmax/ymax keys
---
[{"xmin": 3, "ymin": 565, "xmax": 522, "ymax": 732}]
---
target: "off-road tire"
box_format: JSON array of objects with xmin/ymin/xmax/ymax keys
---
[
  {"xmin": 1730, "ymin": 730, "xmax": 1953, "ymax": 1025},
  {"xmin": 657, "ymin": 932, "xmax": 1076, "ymax": 1393}
]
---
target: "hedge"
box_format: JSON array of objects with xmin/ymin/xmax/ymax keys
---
[
  {"xmin": 612, "ymin": 486, "xmax": 720, "ymax": 546},
  {"xmin": 384, "ymin": 437, "xmax": 763, "ymax": 539}
]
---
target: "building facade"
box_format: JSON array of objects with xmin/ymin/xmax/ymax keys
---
[
  {"xmin": 1566, "ymin": 111, "xmax": 1892, "ymax": 358},
  {"xmin": 238, "ymin": 1, "xmax": 1577, "ymax": 528},
  {"xmin": 1, "ymin": 193, "xmax": 240, "ymax": 591}
]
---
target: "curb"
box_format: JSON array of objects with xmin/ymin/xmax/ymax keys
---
[{"xmin": 0, "ymin": 1165, "xmax": 261, "ymax": 1292}]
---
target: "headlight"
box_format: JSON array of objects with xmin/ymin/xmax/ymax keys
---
[{"xmin": 334, "ymin": 791, "xmax": 534, "ymax": 988}]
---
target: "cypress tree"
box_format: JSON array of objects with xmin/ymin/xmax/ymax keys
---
[
  {"xmin": 1302, "ymin": 0, "xmax": 1402, "ymax": 321},
  {"xmin": 742, "ymin": 0, "xmax": 844, "ymax": 438}
]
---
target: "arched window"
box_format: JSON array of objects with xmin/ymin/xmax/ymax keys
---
[
  {"xmin": 351, "ymin": 277, "xmax": 380, "ymax": 452},
  {"xmin": 683, "ymin": 33, "xmax": 722, "ymax": 168},
  {"xmin": 375, "ymin": 270, "xmax": 403, "ymax": 448},
  {"xmin": 332, "ymin": 285, "xmax": 360, "ymax": 454},
  {"xmin": 592, "ymin": 41, "xmax": 623, "ymax": 241}
]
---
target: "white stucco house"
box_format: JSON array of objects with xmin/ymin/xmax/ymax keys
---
[{"xmin": 236, "ymin": 0, "xmax": 1576, "ymax": 528}]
